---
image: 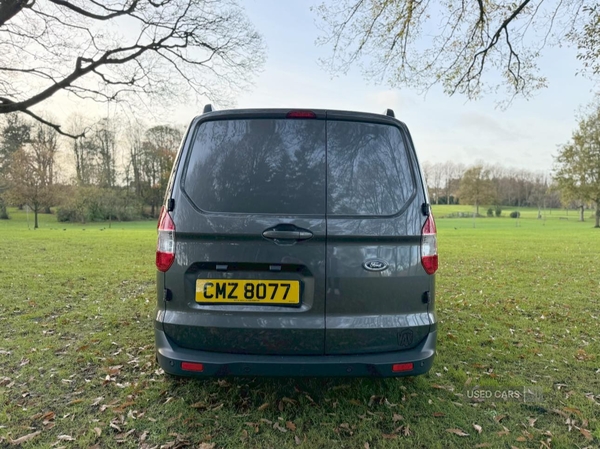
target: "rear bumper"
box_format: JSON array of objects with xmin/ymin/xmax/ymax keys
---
[{"xmin": 155, "ymin": 329, "xmax": 436, "ymax": 378}]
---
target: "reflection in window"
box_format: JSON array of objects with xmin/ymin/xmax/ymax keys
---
[
  {"xmin": 327, "ymin": 121, "xmax": 414, "ymax": 216},
  {"xmin": 184, "ymin": 119, "xmax": 326, "ymax": 215}
]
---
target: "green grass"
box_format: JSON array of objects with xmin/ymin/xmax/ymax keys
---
[{"xmin": 1, "ymin": 208, "xmax": 599, "ymax": 448}]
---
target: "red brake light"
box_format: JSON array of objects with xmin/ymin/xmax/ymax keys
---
[
  {"xmin": 286, "ymin": 110, "xmax": 316, "ymax": 119},
  {"xmin": 421, "ymin": 214, "xmax": 438, "ymax": 275},
  {"xmin": 156, "ymin": 206, "xmax": 175, "ymax": 272}
]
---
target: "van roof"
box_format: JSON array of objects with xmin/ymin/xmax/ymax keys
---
[{"xmin": 193, "ymin": 108, "xmax": 407, "ymax": 128}]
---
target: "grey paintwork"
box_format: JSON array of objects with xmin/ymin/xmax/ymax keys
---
[{"xmin": 155, "ymin": 108, "xmax": 436, "ymax": 374}]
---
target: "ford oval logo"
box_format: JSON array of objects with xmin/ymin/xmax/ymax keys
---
[{"xmin": 363, "ymin": 259, "xmax": 389, "ymax": 272}]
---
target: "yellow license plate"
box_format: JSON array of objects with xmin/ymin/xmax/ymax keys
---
[{"xmin": 195, "ymin": 279, "xmax": 300, "ymax": 305}]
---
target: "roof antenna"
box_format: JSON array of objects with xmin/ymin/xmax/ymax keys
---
[
  {"xmin": 203, "ymin": 104, "xmax": 213, "ymax": 113},
  {"xmin": 384, "ymin": 108, "xmax": 395, "ymax": 118}
]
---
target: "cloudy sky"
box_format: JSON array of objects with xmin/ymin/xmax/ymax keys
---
[
  {"xmin": 40, "ymin": 1, "xmax": 598, "ymax": 174},
  {"xmin": 226, "ymin": 0, "xmax": 597, "ymax": 173}
]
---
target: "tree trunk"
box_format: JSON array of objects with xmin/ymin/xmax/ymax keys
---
[
  {"xmin": 0, "ymin": 202, "xmax": 8, "ymax": 219},
  {"xmin": 579, "ymin": 205, "xmax": 584, "ymax": 222},
  {"xmin": 475, "ymin": 201, "xmax": 479, "ymax": 216},
  {"xmin": 596, "ymin": 201, "xmax": 600, "ymax": 228},
  {"xmin": 34, "ymin": 207, "xmax": 39, "ymax": 229}
]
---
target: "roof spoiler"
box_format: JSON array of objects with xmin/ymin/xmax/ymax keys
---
[{"xmin": 203, "ymin": 104, "xmax": 214, "ymax": 114}]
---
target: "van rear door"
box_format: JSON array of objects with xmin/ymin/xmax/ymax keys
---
[
  {"xmin": 324, "ymin": 115, "xmax": 432, "ymax": 355},
  {"xmin": 163, "ymin": 112, "xmax": 327, "ymax": 355}
]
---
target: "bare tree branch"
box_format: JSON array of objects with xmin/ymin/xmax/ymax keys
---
[
  {"xmin": 315, "ymin": 0, "xmax": 592, "ymax": 101},
  {"xmin": 0, "ymin": 0, "xmax": 33, "ymax": 26},
  {"xmin": 0, "ymin": 0, "xmax": 265, "ymax": 135}
]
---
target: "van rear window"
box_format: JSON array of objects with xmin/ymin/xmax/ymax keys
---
[
  {"xmin": 183, "ymin": 119, "xmax": 326, "ymax": 215},
  {"xmin": 327, "ymin": 121, "xmax": 415, "ymax": 216}
]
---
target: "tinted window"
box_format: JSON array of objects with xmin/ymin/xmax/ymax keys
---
[
  {"xmin": 327, "ymin": 121, "xmax": 415, "ymax": 216},
  {"xmin": 183, "ymin": 119, "xmax": 326, "ymax": 214}
]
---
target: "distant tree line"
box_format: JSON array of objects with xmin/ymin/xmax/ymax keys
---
[
  {"xmin": 422, "ymin": 162, "xmax": 560, "ymax": 213},
  {"xmin": 423, "ymin": 101, "xmax": 600, "ymax": 227},
  {"xmin": 0, "ymin": 113, "xmax": 183, "ymax": 228}
]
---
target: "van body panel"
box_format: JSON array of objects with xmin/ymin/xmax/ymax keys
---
[{"xmin": 155, "ymin": 108, "xmax": 437, "ymax": 376}]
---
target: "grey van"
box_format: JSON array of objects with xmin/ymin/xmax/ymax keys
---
[{"xmin": 154, "ymin": 107, "xmax": 438, "ymax": 377}]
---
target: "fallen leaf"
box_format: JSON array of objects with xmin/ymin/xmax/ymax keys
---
[
  {"xmin": 382, "ymin": 434, "xmax": 397, "ymax": 439},
  {"xmin": 257, "ymin": 402, "xmax": 269, "ymax": 411},
  {"xmin": 273, "ymin": 423, "xmax": 287, "ymax": 433},
  {"xmin": 286, "ymin": 421, "xmax": 296, "ymax": 431},
  {"xmin": 41, "ymin": 411, "xmax": 55, "ymax": 421},
  {"xmin": 295, "ymin": 435, "xmax": 301, "ymax": 445},
  {"xmin": 433, "ymin": 412, "xmax": 445, "ymax": 418},
  {"xmin": 528, "ymin": 417, "xmax": 537, "ymax": 427},
  {"xmin": 115, "ymin": 429, "xmax": 135, "ymax": 440},
  {"xmin": 364, "ymin": 443, "xmax": 370, "ymax": 449},
  {"xmin": 580, "ymin": 427, "xmax": 592, "ymax": 441},
  {"xmin": 494, "ymin": 414, "xmax": 507, "ymax": 423},
  {"xmin": 564, "ymin": 406, "xmax": 583, "ymax": 416},
  {"xmin": 552, "ymin": 409, "xmax": 569, "ymax": 419},
  {"xmin": 473, "ymin": 424, "xmax": 482, "ymax": 434},
  {"xmin": 57, "ymin": 435, "xmax": 75, "ymax": 441},
  {"xmin": 392, "ymin": 413, "xmax": 404, "ymax": 422},
  {"xmin": 474, "ymin": 444, "xmax": 492, "ymax": 448},
  {"xmin": 93, "ymin": 427, "xmax": 102, "ymax": 437},
  {"xmin": 446, "ymin": 428, "xmax": 469, "ymax": 437},
  {"xmin": 10, "ymin": 431, "xmax": 41, "ymax": 445},
  {"xmin": 198, "ymin": 444, "xmax": 215, "ymax": 449}
]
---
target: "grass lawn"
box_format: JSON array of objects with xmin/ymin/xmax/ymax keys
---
[{"xmin": 0, "ymin": 208, "xmax": 599, "ymax": 448}]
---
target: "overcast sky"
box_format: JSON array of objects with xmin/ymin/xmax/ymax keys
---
[
  {"xmin": 226, "ymin": 0, "xmax": 597, "ymax": 173},
  {"xmin": 43, "ymin": 0, "xmax": 598, "ymax": 174}
]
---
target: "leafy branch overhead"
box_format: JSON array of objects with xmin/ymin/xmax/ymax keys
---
[
  {"xmin": 315, "ymin": 0, "xmax": 599, "ymax": 100},
  {"xmin": 0, "ymin": 0, "xmax": 266, "ymax": 136}
]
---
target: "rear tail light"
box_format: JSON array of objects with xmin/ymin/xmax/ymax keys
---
[
  {"xmin": 156, "ymin": 206, "xmax": 175, "ymax": 272},
  {"xmin": 421, "ymin": 214, "xmax": 438, "ymax": 275}
]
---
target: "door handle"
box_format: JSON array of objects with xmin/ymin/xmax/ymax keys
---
[{"xmin": 262, "ymin": 228, "xmax": 313, "ymax": 241}]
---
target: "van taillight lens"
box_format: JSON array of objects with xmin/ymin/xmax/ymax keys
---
[
  {"xmin": 421, "ymin": 214, "xmax": 438, "ymax": 275},
  {"xmin": 156, "ymin": 206, "xmax": 175, "ymax": 272}
]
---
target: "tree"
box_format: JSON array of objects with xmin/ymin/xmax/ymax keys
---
[
  {"xmin": 0, "ymin": 1, "xmax": 265, "ymax": 136},
  {"xmin": 139, "ymin": 125, "xmax": 182, "ymax": 216},
  {"xmin": 30, "ymin": 122, "xmax": 60, "ymax": 213},
  {"xmin": 0, "ymin": 113, "xmax": 31, "ymax": 218},
  {"xmin": 66, "ymin": 115, "xmax": 96, "ymax": 186},
  {"xmin": 458, "ymin": 165, "xmax": 496, "ymax": 215},
  {"xmin": 554, "ymin": 103, "xmax": 600, "ymax": 227},
  {"xmin": 315, "ymin": 1, "xmax": 599, "ymax": 101},
  {"xmin": 6, "ymin": 148, "xmax": 54, "ymax": 228}
]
